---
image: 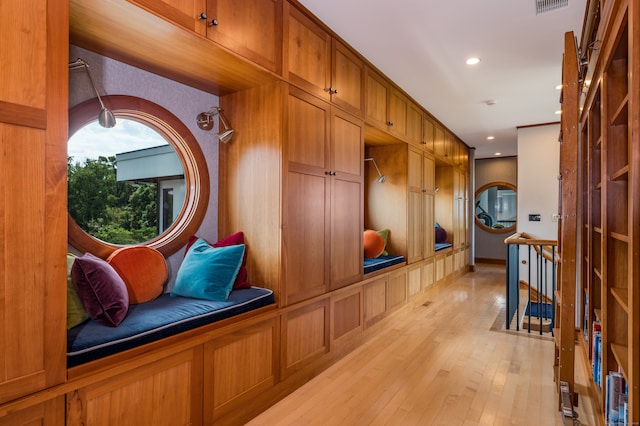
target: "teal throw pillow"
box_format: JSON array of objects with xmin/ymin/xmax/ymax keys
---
[{"xmin": 172, "ymin": 238, "xmax": 245, "ymax": 301}]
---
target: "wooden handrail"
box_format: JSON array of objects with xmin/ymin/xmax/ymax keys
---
[{"xmin": 503, "ymin": 232, "xmax": 558, "ymax": 247}]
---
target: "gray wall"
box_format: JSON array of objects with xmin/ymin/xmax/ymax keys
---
[
  {"xmin": 69, "ymin": 46, "xmax": 220, "ymax": 289},
  {"xmin": 474, "ymin": 156, "xmax": 517, "ymax": 262}
]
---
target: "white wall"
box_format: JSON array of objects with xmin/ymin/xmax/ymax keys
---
[
  {"xmin": 516, "ymin": 124, "xmax": 560, "ymax": 299},
  {"xmin": 517, "ymin": 124, "xmax": 560, "ymax": 239}
]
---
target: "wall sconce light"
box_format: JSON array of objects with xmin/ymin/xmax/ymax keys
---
[
  {"xmin": 196, "ymin": 107, "xmax": 234, "ymax": 143},
  {"xmin": 365, "ymin": 157, "xmax": 386, "ymax": 183},
  {"xmin": 68, "ymin": 58, "xmax": 116, "ymax": 128}
]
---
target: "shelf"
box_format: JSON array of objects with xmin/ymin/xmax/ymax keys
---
[
  {"xmin": 555, "ymin": 290, "xmax": 562, "ymax": 305},
  {"xmin": 610, "ymin": 164, "xmax": 629, "ymax": 181},
  {"xmin": 610, "ymin": 94, "xmax": 629, "ymax": 126},
  {"xmin": 610, "ymin": 287, "xmax": 629, "ymax": 313},
  {"xmin": 593, "ymin": 226, "xmax": 602, "ymax": 234},
  {"xmin": 609, "ymin": 231, "xmax": 629, "ymax": 243},
  {"xmin": 594, "ymin": 308, "xmax": 601, "ymax": 322},
  {"xmin": 595, "ymin": 182, "xmax": 602, "ymax": 190},
  {"xmin": 595, "ymin": 135, "xmax": 602, "ymax": 148},
  {"xmin": 553, "ymin": 328, "xmax": 560, "ymax": 349},
  {"xmin": 594, "ymin": 267, "xmax": 602, "ymax": 280},
  {"xmin": 611, "ymin": 343, "xmax": 629, "ymax": 381}
]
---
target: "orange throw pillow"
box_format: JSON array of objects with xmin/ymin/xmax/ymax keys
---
[
  {"xmin": 107, "ymin": 246, "xmax": 168, "ymax": 304},
  {"xmin": 363, "ymin": 230, "xmax": 385, "ymax": 258}
]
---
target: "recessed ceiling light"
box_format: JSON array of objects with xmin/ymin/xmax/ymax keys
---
[
  {"xmin": 487, "ymin": 136, "xmax": 495, "ymax": 140},
  {"xmin": 494, "ymin": 152, "xmax": 502, "ymax": 156},
  {"xmin": 466, "ymin": 57, "xmax": 481, "ymax": 65}
]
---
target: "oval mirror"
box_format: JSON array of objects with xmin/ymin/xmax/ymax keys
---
[
  {"xmin": 474, "ymin": 182, "xmax": 517, "ymax": 234},
  {"xmin": 68, "ymin": 95, "xmax": 210, "ymax": 258}
]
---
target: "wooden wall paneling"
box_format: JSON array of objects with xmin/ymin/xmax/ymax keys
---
[
  {"xmin": 407, "ymin": 147, "xmax": 424, "ymax": 263},
  {"xmin": 66, "ymin": 348, "xmax": 203, "ymax": 426},
  {"xmin": 363, "ymin": 276, "xmax": 387, "ymax": 327},
  {"xmin": 204, "ymin": 318, "xmax": 279, "ymax": 423},
  {"xmin": 219, "ymin": 82, "xmax": 285, "ymax": 300},
  {"xmin": 364, "ymin": 144, "xmax": 408, "ymax": 258},
  {"xmin": 205, "ymin": 0, "xmax": 283, "ymax": 73},
  {"xmin": 281, "ymin": 299, "xmax": 330, "ymax": 378}
]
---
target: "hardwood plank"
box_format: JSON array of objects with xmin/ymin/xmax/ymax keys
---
[{"xmin": 247, "ymin": 265, "xmax": 598, "ymax": 425}]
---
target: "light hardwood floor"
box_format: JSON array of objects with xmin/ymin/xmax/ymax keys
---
[{"xmin": 247, "ymin": 264, "xmax": 598, "ymax": 426}]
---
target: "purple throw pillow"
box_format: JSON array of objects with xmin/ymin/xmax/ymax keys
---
[
  {"xmin": 435, "ymin": 226, "xmax": 448, "ymax": 244},
  {"xmin": 71, "ymin": 252, "xmax": 129, "ymax": 327}
]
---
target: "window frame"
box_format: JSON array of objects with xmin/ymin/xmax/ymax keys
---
[{"xmin": 68, "ymin": 95, "xmax": 210, "ymax": 258}]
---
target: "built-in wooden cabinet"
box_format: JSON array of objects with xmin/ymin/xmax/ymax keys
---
[
  {"xmin": 572, "ymin": 1, "xmax": 639, "ymax": 422},
  {"xmin": 205, "ymin": 0, "xmax": 283, "ymax": 73},
  {"xmin": 407, "ymin": 147, "xmax": 435, "ymax": 264},
  {"xmin": 0, "ymin": 0, "xmax": 67, "ymax": 407},
  {"xmin": 422, "ymin": 115, "xmax": 436, "ymax": 152},
  {"xmin": 0, "ymin": 397, "xmax": 64, "ymax": 426},
  {"xmin": 284, "ymin": 4, "xmax": 364, "ymax": 115},
  {"xmin": 129, "ymin": 0, "xmax": 208, "ymax": 34},
  {"xmin": 284, "ymin": 87, "xmax": 363, "ymax": 303}
]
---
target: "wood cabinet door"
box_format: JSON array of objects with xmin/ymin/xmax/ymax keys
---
[
  {"xmin": 407, "ymin": 148, "xmax": 423, "ymax": 264},
  {"xmin": 364, "ymin": 67, "xmax": 390, "ymax": 130},
  {"xmin": 422, "ymin": 115, "xmax": 435, "ymax": 152},
  {"xmin": 206, "ymin": 0, "xmax": 282, "ymax": 72},
  {"xmin": 132, "ymin": 0, "xmax": 207, "ymax": 34},
  {"xmin": 422, "ymin": 154, "xmax": 435, "ymax": 259},
  {"xmin": 330, "ymin": 108, "xmax": 363, "ymax": 289},
  {"xmin": 0, "ymin": 0, "xmax": 67, "ymax": 403},
  {"xmin": 284, "ymin": 88, "xmax": 330, "ymax": 304},
  {"xmin": 433, "ymin": 123, "xmax": 448, "ymax": 161},
  {"xmin": 406, "ymin": 101, "xmax": 423, "ymax": 146},
  {"xmin": 331, "ymin": 40, "xmax": 364, "ymax": 116},
  {"xmin": 284, "ymin": 4, "xmax": 331, "ymax": 100},
  {"xmin": 388, "ymin": 88, "xmax": 408, "ymax": 138}
]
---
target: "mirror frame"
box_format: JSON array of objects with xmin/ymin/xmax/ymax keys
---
[
  {"xmin": 68, "ymin": 95, "xmax": 210, "ymax": 258},
  {"xmin": 474, "ymin": 181, "xmax": 517, "ymax": 234}
]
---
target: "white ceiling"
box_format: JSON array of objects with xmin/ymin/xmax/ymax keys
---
[{"xmin": 298, "ymin": 0, "xmax": 587, "ymax": 158}]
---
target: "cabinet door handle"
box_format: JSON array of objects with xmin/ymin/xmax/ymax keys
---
[
  {"xmin": 198, "ymin": 12, "xmax": 207, "ymax": 20},
  {"xmin": 208, "ymin": 19, "xmax": 219, "ymax": 26},
  {"xmin": 421, "ymin": 140, "xmax": 427, "ymax": 145},
  {"xmin": 326, "ymin": 87, "xmax": 338, "ymax": 95},
  {"xmin": 387, "ymin": 121, "xmax": 394, "ymax": 126}
]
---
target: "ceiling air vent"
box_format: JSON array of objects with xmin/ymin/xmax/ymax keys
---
[{"xmin": 536, "ymin": 0, "xmax": 569, "ymax": 15}]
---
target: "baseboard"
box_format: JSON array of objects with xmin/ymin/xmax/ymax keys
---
[{"xmin": 475, "ymin": 257, "xmax": 506, "ymax": 265}]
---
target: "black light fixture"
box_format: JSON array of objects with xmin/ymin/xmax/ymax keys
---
[
  {"xmin": 365, "ymin": 157, "xmax": 386, "ymax": 183},
  {"xmin": 68, "ymin": 58, "xmax": 116, "ymax": 128},
  {"xmin": 196, "ymin": 107, "xmax": 234, "ymax": 143}
]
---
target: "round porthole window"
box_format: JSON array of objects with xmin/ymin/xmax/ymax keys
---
[
  {"xmin": 474, "ymin": 181, "xmax": 517, "ymax": 234},
  {"xmin": 68, "ymin": 95, "xmax": 209, "ymax": 257}
]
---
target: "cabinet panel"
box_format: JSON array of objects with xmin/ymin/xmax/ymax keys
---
[
  {"xmin": 0, "ymin": 0, "xmax": 67, "ymax": 403},
  {"xmin": 332, "ymin": 40, "xmax": 364, "ymax": 115},
  {"xmin": 67, "ymin": 349, "xmax": 202, "ymax": 426},
  {"xmin": 387, "ymin": 269, "xmax": 407, "ymax": 311},
  {"xmin": 205, "ymin": 0, "xmax": 282, "ymax": 72},
  {"xmin": 406, "ymin": 101, "xmax": 423, "ymax": 146},
  {"xmin": 364, "ymin": 277, "xmax": 386, "ymax": 327},
  {"xmin": 287, "ymin": 88, "xmax": 329, "ymax": 170},
  {"xmin": 408, "ymin": 264, "xmax": 422, "ymax": 297},
  {"xmin": 388, "ymin": 88, "xmax": 408, "ymax": 138},
  {"xmin": 423, "ymin": 193, "xmax": 435, "ymax": 259},
  {"xmin": 131, "ymin": 0, "xmax": 207, "ymax": 34},
  {"xmin": 282, "ymin": 300, "xmax": 330, "ymax": 377},
  {"xmin": 332, "ymin": 288, "xmax": 363, "ymax": 341},
  {"xmin": 0, "ymin": 397, "xmax": 64, "ymax": 426},
  {"xmin": 284, "ymin": 171, "xmax": 329, "ymax": 304},
  {"xmin": 204, "ymin": 318, "xmax": 277, "ymax": 421},
  {"xmin": 422, "ymin": 115, "xmax": 435, "ymax": 152},
  {"xmin": 364, "ymin": 67, "xmax": 390, "ymax": 129},
  {"xmin": 331, "ymin": 178, "xmax": 362, "ymax": 289},
  {"xmin": 285, "ymin": 5, "xmax": 331, "ymax": 100}
]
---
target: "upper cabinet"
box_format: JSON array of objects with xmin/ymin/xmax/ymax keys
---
[
  {"xmin": 205, "ymin": 0, "xmax": 283, "ymax": 73},
  {"xmin": 129, "ymin": 0, "xmax": 208, "ymax": 34},
  {"xmin": 284, "ymin": 4, "xmax": 364, "ymax": 115},
  {"xmin": 365, "ymin": 67, "xmax": 422, "ymax": 144}
]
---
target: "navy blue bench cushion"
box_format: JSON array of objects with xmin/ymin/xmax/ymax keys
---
[
  {"xmin": 364, "ymin": 255, "xmax": 405, "ymax": 275},
  {"xmin": 435, "ymin": 243, "xmax": 452, "ymax": 251},
  {"xmin": 67, "ymin": 286, "xmax": 275, "ymax": 368}
]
